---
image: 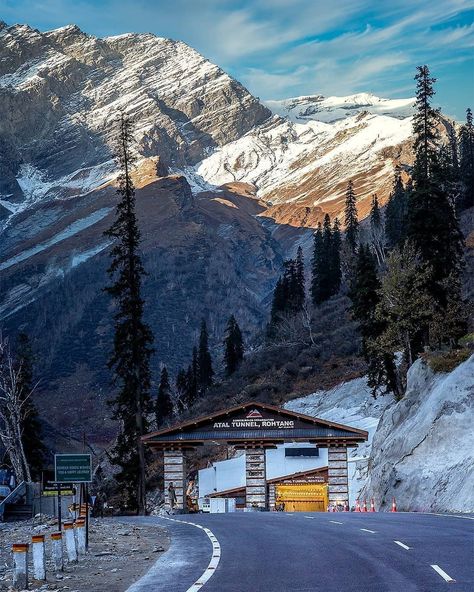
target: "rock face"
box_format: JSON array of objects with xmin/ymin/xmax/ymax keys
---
[
  {"xmin": 362, "ymin": 356, "xmax": 474, "ymax": 513},
  {"xmin": 0, "ymin": 21, "xmax": 428, "ymax": 445},
  {"xmin": 0, "ymin": 22, "xmax": 270, "ymax": 209}
]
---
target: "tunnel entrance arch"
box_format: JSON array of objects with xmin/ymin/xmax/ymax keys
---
[{"xmin": 142, "ymin": 401, "xmax": 368, "ymax": 511}]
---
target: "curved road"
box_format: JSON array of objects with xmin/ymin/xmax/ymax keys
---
[{"xmin": 124, "ymin": 512, "xmax": 474, "ymax": 592}]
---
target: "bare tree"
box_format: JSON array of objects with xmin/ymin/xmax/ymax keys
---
[{"xmin": 0, "ymin": 335, "xmax": 33, "ymax": 483}]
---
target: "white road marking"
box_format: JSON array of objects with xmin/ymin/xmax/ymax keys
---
[
  {"xmin": 329, "ymin": 520, "xmax": 343, "ymax": 525},
  {"xmin": 160, "ymin": 516, "xmax": 221, "ymax": 592},
  {"xmin": 394, "ymin": 541, "xmax": 410, "ymax": 550},
  {"xmin": 397, "ymin": 511, "xmax": 474, "ymax": 521},
  {"xmin": 360, "ymin": 528, "xmax": 376, "ymax": 534},
  {"xmin": 431, "ymin": 565, "xmax": 456, "ymax": 582},
  {"xmin": 304, "ymin": 516, "xmax": 315, "ymax": 519}
]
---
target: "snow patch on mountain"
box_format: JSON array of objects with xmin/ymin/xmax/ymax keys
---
[
  {"xmin": 265, "ymin": 93, "xmax": 415, "ymax": 124},
  {"xmin": 196, "ymin": 111, "xmax": 413, "ymax": 207},
  {"xmin": 0, "ymin": 207, "xmax": 112, "ymax": 271}
]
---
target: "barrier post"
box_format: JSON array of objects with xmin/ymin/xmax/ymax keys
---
[
  {"xmin": 31, "ymin": 535, "xmax": 46, "ymax": 580},
  {"xmin": 51, "ymin": 532, "xmax": 64, "ymax": 571},
  {"xmin": 63, "ymin": 522, "xmax": 77, "ymax": 563},
  {"xmin": 12, "ymin": 543, "xmax": 29, "ymax": 590},
  {"xmin": 76, "ymin": 518, "xmax": 86, "ymax": 558}
]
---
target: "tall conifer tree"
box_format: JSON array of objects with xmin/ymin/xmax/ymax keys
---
[
  {"xmin": 223, "ymin": 315, "xmax": 244, "ymax": 376},
  {"xmin": 198, "ymin": 320, "xmax": 214, "ymax": 394},
  {"xmin": 155, "ymin": 366, "xmax": 173, "ymax": 428},
  {"xmin": 16, "ymin": 333, "xmax": 47, "ymax": 480},
  {"xmin": 104, "ymin": 112, "xmax": 154, "ymax": 514},
  {"xmin": 406, "ymin": 66, "xmax": 463, "ymax": 314},
  {"xmin": 459, "ymin": 107, "xmax": 474, "ymax": 210},
  {"xmin": 369, "ymin": 194, "xmax": 385, "ymax": 265},
  {"xmin": 311, "ymin": 223, "xmax": 324, "ymax": 305},
  {"xmin": 330, "ymin": 218, "xmax": 342, "ymax": 295},
  {"xmin": 344, "ymin": 180, "xmax": 359, "ymax": 252},
  {"xmin": 385, "ymin": 171, "xmax": 407, "ymax": 250}
]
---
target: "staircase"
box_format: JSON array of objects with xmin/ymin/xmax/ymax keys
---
[{"xmin": 0, "ymin": 481, "xmax": 34, "ymax": 522}]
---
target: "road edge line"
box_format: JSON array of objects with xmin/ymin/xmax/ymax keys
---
[{"xmin": 162, "ymin": 517, "xmax": 221, "ymax": 592}]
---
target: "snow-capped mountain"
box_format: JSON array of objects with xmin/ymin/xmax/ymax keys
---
[
  {"xmin": 264, "ymin": 93, "xmax": 415, "ymax": 124},
  {"xmin": 0, "ymin": 22, "xmax": 425, "ymax": 439}
]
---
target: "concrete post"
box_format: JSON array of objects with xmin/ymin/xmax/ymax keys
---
[
  {"xmin": 328, "ymin": 446, "xmax": 349, "ymax": 508},
  {"xmin": 245, "ymin": 447, "xmax": 266, "ymax": 510},
  {"xmin": 31, "ymin": 535, "xmax": 46, "ymax": 581},
  {"xmin": 75, "ymin": 518, "xmax": 86, "ymax": 558},
  {"xmin": 50, "ymin": 532, "xmax": 64, "ymax": 572},
  {"xmin": 268, "ymin": 483, "xmax": 276, "ymax": 510},
  {"xmin": 163, "ymin": 449, "xmax": 185, "ymax": 512},
  {"xmin": 12, "ymin": 543, "xmax": 29, "ymax": 590},
  {"xmin": 63, "ymin": 522, "xmax": 77, "ymax": 563}
]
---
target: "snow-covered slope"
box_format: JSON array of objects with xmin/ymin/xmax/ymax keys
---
[
  {"xmin": 285, "ymin": 377, "xmax": 394, "ymax": 506},
  {"xmin": 196, "ymin": 109, "xmax": 413, "ymax": 226},
  {"xmin": 265, "ymin": 93, "xmax": 415, "ymax": 124},
  {"xmin": 362, "ymin": 355, "xmax": 474, "ymax": 513},
  {"xmin": 0, "ymin": 21, "xmax": 269, "ymax": 213}
]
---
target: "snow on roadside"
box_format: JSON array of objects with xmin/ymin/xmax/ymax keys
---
[
  {"xmin": 285, "ymin": 377, "xmax": 394, "ymax": 506},
  {"xmin": 361, "ymin": 355, "xmax": 474, "ymax": 512}
]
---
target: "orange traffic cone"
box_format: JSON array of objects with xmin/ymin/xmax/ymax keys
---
[
  {"xmin": 362, "ymin": 499, "xmax": 368, "ymax": 512},
  {"xmin": 355, "ymin": 499, "xmax": 361, "ymax": 512},
  {"xmin": 391, "ymin": 497, "xmax": 397, "ymax": 512},
  {"xmin": 370, "ymin": 498, "xmax": 376, "ymax": 512}
]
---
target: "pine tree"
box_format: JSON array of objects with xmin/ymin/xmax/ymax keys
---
[
  {"xmin": 16, "ymin": 333, "xmax": 47, "ymax": 480},
  {"xmin": 310, "ymin": 223, "xmax": 324, "ymax": 305},
  {"xmin": 198, "ymin": 320, "xmax": 213, "ymax": 394},
  {"xmin": 223, "ymin": 315, "xmax": 244, "ymax": 376},
  {"xmin": 294, "ymin": 246, "xmax": 306, "ymax": 311},
  {"xmin": 412, "ymin": 65, "xmax": 440, "ymax": 184},
  {"xmin": 155, "ymin": 366, "xmax": 173, "ymax": 428},
  {"xmin": 459, "ymin": 107, "xmax": 474, "ymax": 210},
  {"xmin": 330, "ymin": 218, "xmax": 342, "ymax": 295},
  {"xmin": 385, "ymin": 171, "xmax": 407, "ymax": 250},
  {"xmin": 369, "ymin": 194, "xmax": 385, "ymax": 265},
  {"xmin": 186, "ymin": 347, "xmax": 199, "ymax": 406},
  {"xmin": 320, "ymin": 213, "xmax": 334, "ymax": 301},
  {"xmin": 175, "ymin": 369, "xmax": 188, "ymax": 413},
  {"xmin": 104, "ymin": 112, "xmax": 154, "ymax": 514},
  {"xmin": 349, "ymin": 245, "xmax": 399, "ymax": 398},
  {"xmin": 344, "ymin": 180, "xmax": 359, "ymax": 252},
  {"xmin": 406, "ymin": 65, "xmax": 464, "ymax": 315}
]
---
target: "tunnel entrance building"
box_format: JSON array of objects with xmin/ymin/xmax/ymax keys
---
[{"xmin": 142, "ymin": 401, "xmax": 368, "ymax": 512}]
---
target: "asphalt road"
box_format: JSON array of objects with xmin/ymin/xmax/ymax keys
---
[{"xmin": 124, "ymin": 512, "xmax": 474, "ymax": 592}]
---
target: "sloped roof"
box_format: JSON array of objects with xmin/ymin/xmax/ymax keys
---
[{"xmin": 142, "ymin": 401, "xmax": 368, "ymax": 445}]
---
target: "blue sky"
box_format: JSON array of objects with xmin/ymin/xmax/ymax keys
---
[{"xmin": 1, "ymin": 0, "xmax": 473, "ymax": 119}]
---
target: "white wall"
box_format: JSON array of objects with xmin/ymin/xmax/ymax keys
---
[{"xmin": 198, "ymin": 443, "xmax": 327, "ymax": 497}]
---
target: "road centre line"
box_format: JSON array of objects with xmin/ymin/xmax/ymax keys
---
[
  {"xmin": 394, "ymin": 541, "xmax": 410, "ymax": 550},
  {"xmin": 304, "ymin": 516, "xmax": 314, "ymax": 519},
  {"xmin": 329, "ymin": 520, "xmax": 343, "ymax": 524},
  {"xmin": 431, "ymin": 565, "xmax": 456, "ymax": 582},
  {"xmin": 360, "ymin": 528, "xmax": 376, "ymax": 533}
]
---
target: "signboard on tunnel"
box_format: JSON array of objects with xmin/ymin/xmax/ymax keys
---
[
  {"xmin": 212, "ymin": 408, "xmax": 296, "ymax": 430},
  {"xmin": 54, "ymin": 454, "xmax": 92, "ymax": 483}
]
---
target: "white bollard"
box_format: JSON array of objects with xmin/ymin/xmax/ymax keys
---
[
  {"xmin": 75, "ymin": 519, "xmax": 86, "ymax": 558},
  {"xmin": 63, "ymin": 522, "xmax": 77, "ymax": 563},
  {"xmin": 31, "ymin": 535, "xmax": 46, "ymax": 580},
  {"xmin": 12, "ymin": 543, "xmax": 29, "ymax": 590},
  {"xmin": 50, "ymin": 532, "xmax": 64, "ymax": 572}
]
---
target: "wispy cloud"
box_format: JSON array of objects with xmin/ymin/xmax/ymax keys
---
[{"xmin": 0, "ymin": 0, "xmax": 472, "ymax": 118}]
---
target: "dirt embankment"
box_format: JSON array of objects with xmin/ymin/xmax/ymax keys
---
[{"xmin": 0, "ymin": 516, "xmax": 169, "ymax": 591}]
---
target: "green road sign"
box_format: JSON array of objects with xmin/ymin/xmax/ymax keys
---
[{"xmin": 54, "ymin": 454, "xmax": 92, "ymax": 483}]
